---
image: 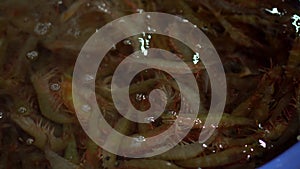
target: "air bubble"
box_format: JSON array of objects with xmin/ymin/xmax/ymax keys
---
[
  {"xmin": 123, "ymin": 39, "xmax": 132, "ymax": 45},
  {"xmin": 97, "ymin": 2, "xmax": 110, "ymax": 14},
  {"xmin": 136, "ymin": 9, "xmax": 144, "ymax": 13},
  {"xmin": 182, "ymin": 19, "xmax": 189, "ymax": 23},
  {"xmin": 135, "ymin": 93, "xmax": 146, "ymax": 102},
  {"xmin": 26, "ymin": 138, "xmax": 34, "ymax": 145},
  {"xmin": 18, "ymin": 106, "xmax": 27, "ymax": 114},
  {"xmin": 196, "ymin": 44, "xmax": 202, "ymax": 49},
  {"xmin": 111, "ymin": 44, "xmax": 116, "ymax": 50},
  {"xmin": 67, "ymin": 27, "xmax": 81, "ymax": 38},
  {"xmin": 130, "ymin": 135, "xmax": 146, "ymax": 147},
  {"xmin": 81, "ymin": 104, "xmax": 91, "ymax": 112},
  {"xmin": 26, "ymin": 51, "xmax": 39, "ymax": 60},
  {"xmin": 50, "ymin": 83, "xmax": 61, "ymax": 91},
  {"xmin": 246, "ymin": 154, "xmax": 251, "ymax": 160},
  {"xmin": 0, "ymin": 112, "xmax": 3, "ymax": 119},
  {"xmin": 144, "ymin": 116, "xmax": 155, "ymax": 123},
  {"xmin": 84, "ymin": 74, "xmax": 94, "ymax": 82},
  {"xmin": 34, "ymin": 22, "xmax": 51, "ymax": 35}
]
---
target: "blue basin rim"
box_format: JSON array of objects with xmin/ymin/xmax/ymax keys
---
[{"xmin": 259, "ymin": 142, "xmax": 300, "ymax": 169}]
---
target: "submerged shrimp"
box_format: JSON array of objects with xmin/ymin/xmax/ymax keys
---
[
  {"xmin": 8, "ymin": 86, "xmax": 69, "ymax": 151},
  {"xmin": 231, "ymin": 67, "xmax": 283, "ymax": 122},
  {"xmin": 162, "ymin": 113, "xmax": 256, "ymax": 129},
  {"xmin": 175, "ymin": 144, "xmax": 262, "ymax": 168},
  {"xmin": 118, "ymin": 159, "xmax": 183, "ymax": 169},
  {"xmin": 151, "ymin": 131, "xmax": 218, "ymax": 161},
  {"xmin": 45, "ymin": 147, "xmax": 83, "ymax": 169},
  {"xmin": 30, "ymin": 68, "xmax": 76, "ymax": 124},
  {"xmin": 10, "ymin": 113, "xmax": 69, "ymax": 151},
  {"xmin": 60, "ymin": 0, "xmax": 88, "ymax": 22},
  {"xmin": 287, "ymin": 37, "xmax": 300, "ymax": 69}
]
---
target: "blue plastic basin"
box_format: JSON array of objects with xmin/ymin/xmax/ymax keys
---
[{"xmin": 259, "ymin": 142, "xmax": 300, "ymax": 169}]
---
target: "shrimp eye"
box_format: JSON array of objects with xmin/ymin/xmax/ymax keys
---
[{"xmin": 17, "ymin": 106, "xmax": 28, "ymax": 114}]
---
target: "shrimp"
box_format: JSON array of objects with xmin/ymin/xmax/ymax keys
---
[
  {"xmin": 118, "ymin": 159, "xmax": 183, "ymax": 169},
  {"xmin": 13, "ymin": 35, "xmax": 38, "ymax": 81},
  {"xmin": 151, "ymin": 131, "xmax": 218, "ymax": 160},
  {"xmin": 287, "ymin": 37, "xmax": 300, "ymax": 69},
  {"xmin": 231, "ymin": 67, "xmax": 282, "ymax": 122},
  {"xmin": 151, "ymin": 143, "xmax": 206, "ymax": 160},
  {"xmin": 126, "ymin": 56, "xmax": 205, "ymax": 74},
  {"xmin": 60, "ymin": 73, "xmax": 74, "ymax": 112},
  {"xmin": 296, "ymin": 84, "xmax": 300, "ymax": 132},
  {"xmin": 262, "ymin": 120, "xmax": 289, "ymax": 141},
  {"xmin": 162, "ymin": 113, "xmax": 256, "ymax": 129},
  {"xmin": 10, "ymin": 113, "xmax": 69, "ymax": 151},
  {"xmin": 199, "ymin": 0, "xmax": 262, "ymax": 48},
  {"xmin": 213, "ymin": 136, "xmax": 258, "ymax": 149},
  {"xmin": 81, "ymin": 139, "xmax": 102, "ymax": 169},
  {"xmin": 60, "ymin": 0, "xmax": 88, "ymax": 22},
  {"xmin": 30, "ymin": 68, "xmax": 76, "ymax": 124},
  {"xmin": 64, "ymin": 131, "xmax": 80, "ymax": 164},
  {"xmin": 175, "ymin": 144, "xmax": 262, "ymax": 168},
  {"xmin": 102, "ymin": 117, "xmax": 136, "ymax": 169},
  {"xmin": 0, "ymin": 37, "xmax": 7, "ymax": 70},
  {"xmin": 9, "ymin": 87, "xmax": 70, "ymax": 152},
  {"xmin": 45, "ymin": 147, "xmax": 83, "ymax": 169}
]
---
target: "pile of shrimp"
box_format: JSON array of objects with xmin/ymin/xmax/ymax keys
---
[{"xmin": 0, "ymin": 0, "xmax": 300, "ymax": 168}]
